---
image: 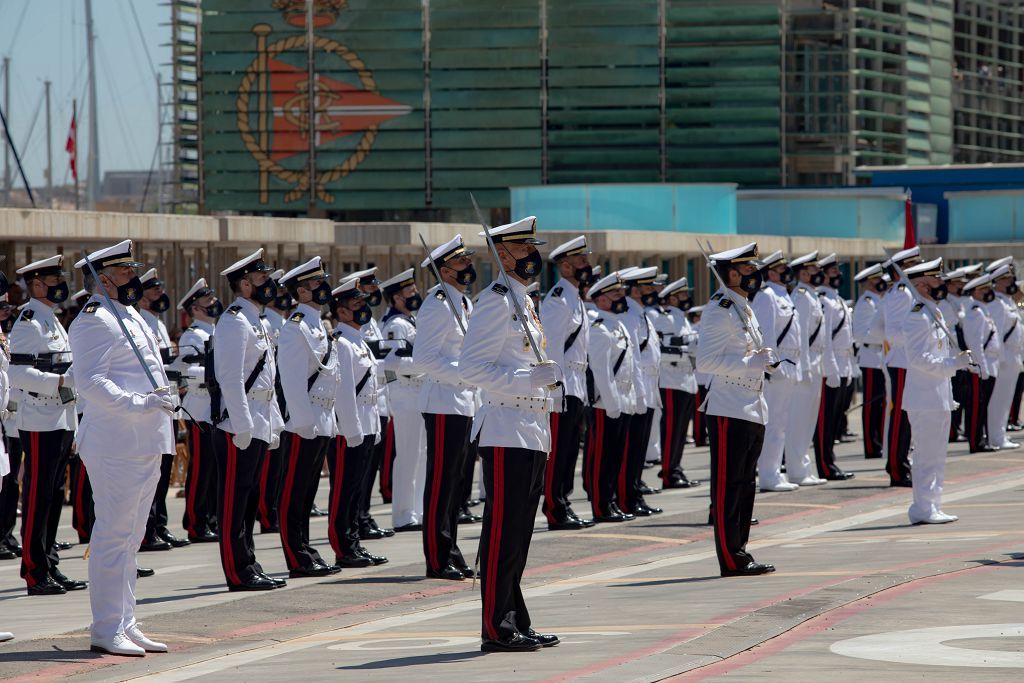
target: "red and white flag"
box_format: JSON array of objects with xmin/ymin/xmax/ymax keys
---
[{"xmin": 65, "ymin": 113, "xmax": 77, "ymax": 181}]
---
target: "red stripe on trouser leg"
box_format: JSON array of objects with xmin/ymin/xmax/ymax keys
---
[
  {"xmin": 863, "ymin": 371, "xmax": 873, "ymax": 455},
  {"xmin": 483, "ymin": 447, "xmax": 505, "ymax": 640},
  {"xmin": 617, "ymin": 429, "xmax": 630, "ymax": 512},
  {"xmin": 817, "ymin": 379, "xmax": 828, "ymax": 474},
  {"xmin": 73, "ymin": 460, "xmax": 87, "ymax": 538},
  {"xmin": 328, "ymin": 436, "xmax": 346, "ymax": 554},
  {"xmin": 889, "ymin": 369, "xmax": 904, "ymax": 481},
  {"xmin": 380, "ymin": 420, "xmax": 395, "ymax": 498},
  {"xmin": 662, "ymin": 390, "xmax": 674, "ymax": 485},
  {"xmin": 426, "ymin": 415, "xmax": 445, "ymax": 570},
  {"xmin": 543, "ymin": 412, "xmax": 560, "ymax": 523},
  {"xmin": 22, "ymin": 433, "xmax": 40, "ymax": 584},
  {"xmin": 592, "ymin": 410, "xmax": 604, "ymax": 513},
  {"xmin": 970, "ymin": 374, "xmax": 980, "ymax": 450},
  {"xmin": 278, "ymin": 434, "xmax": 302, "ymax": 568},
  {"xmin": 257, "ymin": 444, "xmax": 272, "ymax": 527},
  {"xmin": 221, "ymin": 436, "xmax": 241, "ymax": 586},
  {"xmin": 715, "ymin": 417, "xmax": 736, "ymax": 571},
  {"xmin": 185, "ymin": 423, "xmax": 200, "ymax": 534}
]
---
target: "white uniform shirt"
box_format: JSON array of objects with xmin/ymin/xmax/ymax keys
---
[
  {"xmin": 988, "ymin": 292, "xmax": 1024, "ymax": 370},
  {"xmin": 852, "ymin": 290, "xmax": 885, "ymax": 369},
  {"xmin": 9, "ymin": 298, "xmax": 77, "ymax": 432},
  {"xmin": 0, "ymin": 339, "xmax": 9, "ymax": 478},
  {"xmin": 278, "ymin": 304, "xmax": 338, "ymax": 438},
  {"xmin": 696, "ymin": 287, "xmax": 768, "ymax": 425},
  {"xmin": 361, "ymin": 316, "xmax": 389, "ymax": 419},
  {"xmin": 791, "ymin": 282, "xmax": 823, "ymax": 380},
  {"xmin": 588, "ymin": 312, "xmax": 636, "ymax": 418},
  {"xmin": 460, "ymin": 279, "xmax": 552, "ymax": 453},
  {"xmin": 69, "ymin": 296, "xmax": 174, "ymax": 458},
  {"xmin": 883, "ymin": 283, "xmax": 914, "ymax": 369},
  {"xmin": 263, "ymin": 308, "xmax": 286, "ymax": 342},
  {"xmin": 751, "ymin": 282, "xmax": 802, "ymax": 383},
  {"xmin": 540, "ymin": 278, "xmax": 590, "ymax": 403},
  {"xmin": 171, "ymin": 319, "xmax": 214, "ymax": 423},
  {"xmin": 622, "ymin": 297, "xmax": 661, "ymax": 411},
  {"xmin": 140, "ymin": 307, "xmax": 179, "ymax": 408},
  {"xmin": 649, "ymin": 306, "xmax": 698, "ymax": 393},
  {"xmin": 903, "ymin": 299, "xmax": 957, "ymax": 412},
  {"xmin": 381, "ymin": 310, "xmax": 420, "ymax": 379},
  {"xmin": 213, "ymin": 297, "xmax": 285, "ymax": 446},
  {"xmin": 414, "ymin": 284, "xmax": 476, "ymax": 416},
  {"xmin": 820, "ymin": 286, "xmax": 854, "ymax": 380},
  {"xmin": 963, "ymin": 300, "xmax": 1000, "ymax": 380},
  {"xmin": 334, "ymin": 323, "xmax": 380, "ymax": 443}
]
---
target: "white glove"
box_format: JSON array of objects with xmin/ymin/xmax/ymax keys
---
[
  {"xmin": 62, "ymin": 369, "xmax": 75, "ymax": 390},
  {"xmin": 232, "ymin": 430, "xmax": 253, "ymax": 450},
  {"xmin": 606, "ymin": 408, "xmax": 622, "ymax": 420},
  {"xmin": 980, "ymin": 367, "xmax": 990, "ymax": 381},
  {"xmin": 293, "ymin": 424, "xmax": 317, "ymax": 441},
  {"xmin": 825, "ymin": 374, "xmax": 841, "ymax": 389},
  {"xmin": 529, "ymin": 361, "xmax": 560, "ymax": 389},
  {"xmin": 952, "ymin": 353, "xmax": 972, "ymax": 371},
  {"xmin": 142, "ymin": 391, "xmax": 176, "ymax": 415},
  {"xmin": 269, "ymin": 433, "xmax": 280, "ymax": 450}
]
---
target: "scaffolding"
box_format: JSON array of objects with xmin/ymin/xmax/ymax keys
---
[{"xmin": 162, "ymin": 0, "xmax": 201, "ymax": 214}]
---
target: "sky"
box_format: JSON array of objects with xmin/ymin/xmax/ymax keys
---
[{"xmin": 0, "ymin": 0, "xmax": 171, "ymax": 190}]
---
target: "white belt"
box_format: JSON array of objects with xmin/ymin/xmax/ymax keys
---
[
  {"xmin": 835, "ymin": 347, "xmax": 854, "ymax": 357},
  {"xmin": 26, "ymin": 394, "xmax": 66, "ymax": 407},
  {"xmin": 642, "ymin": 365, "xmax": 660, "ymax": 377},
  {"xmin": 357, "ymin": 392, "xmax": 378, "ymax": 406},
  {"xmin": 862, "ymin": 343, "xmax": 882, "ymax": 350},
  {"xmin": 190, "ymin": 386, "xmax": 210, "ymax": 396},
  {"xmin": 310, "ymin": 394, "xmax": 333, "ymax": 409},
  {"xmin": 247, "ymin": 388, "xmax": 274, "ymax": 402},
  {"xmin": 717, "ymin": 375, "xmax": 763, "ymax": 393},
  {"xmin": 397, "ymin": 375, "xmax": 424, "ymax": 388},
  {"xmin": 566, "ymin": 360, "xmax": 588, "ymax": 372},
  {"xmin": 483, "ymin": 395, "xmax": 554, "ymax": 413},
  {"xmin": 616, "ymin": 379, "xmax": 632, "ymax": 390}
]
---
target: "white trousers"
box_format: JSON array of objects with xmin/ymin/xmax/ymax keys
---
[
  {"xmin": 988, "ymin": 361, "xmax": 1018, "ymax": 447},
  {"xmin": 759, "ymin": 377, "xmax": 795, "ymax": 486},
  {"xmin": 647, "ymin": 406, "xmax": 662, "ymax": 463},
  {"xmin": 907, "ymin": 411, "xmax": 950, "ymax": 522},
  {"xmin": 784, "ymin": 376, "xmax": 821, "ymax": 481},
  {"xmin": 81, "ymin": 449, "xmax": 161, "ymax": 641},
  {"xmin": 389, "ymin": 386, "xmax": 427, "ymax": 527}
]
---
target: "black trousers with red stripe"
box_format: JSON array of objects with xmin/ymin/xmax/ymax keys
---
[
  {"xmin": 707, "ymin": 415, "xmax": 764, "ymax": 574},
  {"xmin": 257, "ymin": 435, "xmax": 286, "ymax": 532},
  {"xmin": 543, "ymin": 395, "xmax": 585, "ymax": 524},
  {"xmin": 327, "ymin": 434, "xmax": 374, "ymax": 559},
  {"xmin": 143, "ymin": 452, "xmax": 175, "ymax": 544},
  {"xmin": 0, "ymin": 434, "xmax": 22, "ymax": 549},
  {"xmin": 478, "ymin": 446, "xmax": 546, "ymax": 641},
  {"xmin": 422, "ymin": 413, "xmax": 471, "ymax": 572},
  {"xmin": 358, "ymin": 416, "xmax": 390, "ymax": 532},
  {"xmin": 69, "ymin": 456, "xmax": 94, "ymax": 543},
  {"xmin": 813, "ymin": 378, "xmax": 848, "ymax": 479},
  {"xmin": 460, "ymin": 439, "xmax": 480, "ymax": 506},
  {"xmin": 661, "ymin": 388, "xmax": 695, "ymax": 486},
  {"xmin": 588, "ymin": 408, "xmax": 628, "ymax": 517},
  {"xmin": 860, "ymin": 367, "xmax": 886, "ymax": 459},
  {"xmin": 619, "ymin": 408, "xmax": 654, "ymax": 513},
  {"xmin": 886, "ymin": 367, "xmax": 913, "ymax": 484},
  {"xmin": 279, "ymin": 432, "xmax": 329, "ymax": 570},
  {"xmin": 213, "ymin": 429, "xmax": 268, "ymax": 587},
  {"xmin": 183, "ymin": 420, "xmax": 218, "ymax": 537},
  {"xmin": 950, "ymin": 369, "xmax": 969, "ymax": 441},
  {"xmin": 378, "ymin": 418, "xmax": 396, "ymax": 503},
  {"xmin": 19, "ymin": 429, "xmax": 73, "ymax": 586},
  {"xmin": 693, "ymin": 385, "xmax": 709, "ymax": 447},
  {"xmin": 967, "ymin": 374, "xmax": 996, "ymax": 452},
  {"xmin": 1011, "ymin": 372, "xmax": 1024, "ymax": 427}
]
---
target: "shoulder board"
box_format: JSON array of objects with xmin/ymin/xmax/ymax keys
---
[
  {"xmin": 551, "ymin": 286, "xmax": 563, "ymax": 297},
  {"xmin": 710, "ymin": 292, "xmax": 723, "ymax": 301},
  {"xmin": 83, "ymin": 302, "xmax": 101, "ymax": 314},
  {"xmin": 912, "ymin": 302, "xmax": 924, "ymax": 312},
  {"xmin": 817, "ymin": 291, "xmax": 826, "ymax": 297},
  {"xmin": 592, "ymin": 317, "xmax": 604, "ymax": 326},
  {"xmin": 718, "ymin": 298, "xmax": 733, "ymax": 309},
  {"xmin": 434, "ymin": 290, "xmax": 445, "ymax": 301},
  {"xmin": 288, "ymin": 311, "xmax": 305, "ymax": 323},
  {"xmin": 18, "ymin": 308, "xmax": 34, "ymax": 322},
  {"xmin": 897, "ymin": 283, "xmax": 907, "ymax": 290},
  {"xmin": 491, "ymin": 282, "xmax": 508, "ymax": 296},
  {"xmin": 227, "ymin": 305, "xmax": 243, "ymax": 315}
]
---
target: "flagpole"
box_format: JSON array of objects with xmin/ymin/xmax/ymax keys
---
[
  {"xmin": 73, "ymin": 99, "xmax": 79, "ymax": 210},
  {"xmin": 45, "ymin": 80, "xmax": 52, "ymax": 207},
  {"xmin": 306, "ymin": 0, "xmax": 317, "ymax": 212}
]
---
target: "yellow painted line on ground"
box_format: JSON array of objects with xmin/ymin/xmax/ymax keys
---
[
  {"xmin": 581, "ymin": 532, "xmax": 693, "ymax": 545},
  {"xmin": 784, "ymin": 530, "xmax": 1007, "ymax": 545},
  {"xmin": 756, "ymin": 502, "xmax": 841, "ymax": 509},
  {"xmin": 950, "ymin": 502, "xmax": 1024, "ymax": 508},
  {"xmin": 291, "ymin": 624, "xmax": 718, "ymax": 642}
]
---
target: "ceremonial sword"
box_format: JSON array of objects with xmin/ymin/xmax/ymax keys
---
[
  {"xmin": 417, "ymin": 233, "xmax": 466, "ymax": 335},
  {"xmin": 888, "ymin": 258, "xmax": 974, "ymax": 365}
]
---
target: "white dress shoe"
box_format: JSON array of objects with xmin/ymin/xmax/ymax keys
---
[
  {"xmin": 936, "ymin": 511, "xmax": 959, "ymax": 523},
  {"xmin": 0, "ymin": 631, "xmax": 13, "ymax": 642},
  {"xmin": 797, "ymin": 476, "xmax": 826, "ymax": 486},
  {"xmin": 91, "ymin": 632, "xmax": 146, "ymax": 657},
  {"xmin": 910, "ymin": 512, "xmax": 957, "ymax": 525},
  {"xmin": 999, "ymin": 441, "xmax": 1020, "ymax": 449},
  {"xmin": 760, "ymin": 482, "xmax": 799, "ymax": 492},
  {"xmin": 126, "ymin": 624, "xmax": 168, "ymax": 653}
]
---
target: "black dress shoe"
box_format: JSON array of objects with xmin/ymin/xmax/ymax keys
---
[
  {"xmin": 548, "ymin": 519, "xmax": 588, "ymax": 531},
  {"xmin": 592, "ymin": 512, "xmax": 627, "ymax": 523},
  {"xmin": 357, "ymin": 549, "xmax": 389, "ymax": 565},
  {"xmin": 609, "ymin": 504, "xmax": 635, "ymax": 521},
  {"xmin": 378, "ymin": 527, "xmax": 396, "ymax": 538},
  {"xmin": 750, "ymin": 517, "xmax": 759, "ymax": 525},
  {"xmin": 359, "ymin": 528, "xmax": 387, "ymax": 540},
  {"xmin": 826, "ymin": 472, "xmax": 855, "ymax": 481},
  {"xmin": 159, "ymin": 531, "xmax": 191, "ymax": 548},
  {"xmin": 638, "ymin": 484, "xmax": 661, "ymax": 495},
  {"xmin": 54, "ymin": 540, "xmax": 74, "ymax": 551},
  {"xmin": 335, "ymin": 554, "xmax": 373, "ymax": 569},
  {"xmin": 289, "ymin": 564, "xmax": 336, "ymax": 578},
  {"xmin": 481, "ymin": 632, "xmax": 542, "ymax": 652},
  {"xmin": 524, "ymin": 629, "xmax": 560, "ymax": 647},
  {"xmin": 454, "ymin": 565, "xmax": 475, "ymax": 579},
  {"xmin": 394, "ymin": 523, "xmax": 423, "ymax": 532},
  {"xmin": 458, "ymin": 510, "xmax": 483, "ymax": 524},
  {"xmin": 0, "ymin": 548, "xmax": 15, "ymax": 560},
  {"xmin": 634, "ymin": 504, "xmax": 663, "ymax": 516},
  {"xmin": 51, "ymin": 570, "xmax": 88, "ymax": 591},
  {"xmin": 310, "ymin": 504, "xmax": 329, "ymax": 517},
  {"xmin": 188, "ymin": 530, "xmax": 219, "ymax": 543},
  {"xmin": 466, "ymin": 498, "xmax": 483, "ymax": 508},
  {"xmin": 889, "ymin": 480, "xmax": 913, "ymax": 488},
  {"xmin": 227, "ymin": 576, "xmax": 278, "ymax": 592},
  {"xmin": 259, "ymin": 573, "xmax": 287, "ymax": 588},
  {"xmin": 721, "ymin": 561, "xmax": 776, "ymax": 577},
  {"xmin": 864, "ymin": 454, "xmax": 883, "ymax": 459},
  {"xmin": 136, "ymin": 567, "xmax": 155, "ymax": 578},
  {"xmin": 426, "ymin": 565, "xmax": 465, "ymax": 581},
  {"xmin": 260, "ymin": 526, "xmax": 280, "ymax": 534},
  {"xmin": 27, "ymin": 577, "xmax": 66, "ymax": 596},
  {"xmin": 140, "ymin": 538, "xmax": 172, "ymax": 552}
]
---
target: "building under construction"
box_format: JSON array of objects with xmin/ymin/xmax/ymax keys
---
[{"xmin": 174, "ymin": 0, "xmax": 1024, "ymax": 217}]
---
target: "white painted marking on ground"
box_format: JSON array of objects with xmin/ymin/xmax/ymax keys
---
[
  {"xmin": 831, "ymin": 623, "xmax": 1024, "ymax": 667},
  {"xmin": 979, "ymin": 590, "xmax": 1024, "ymax": 603}
]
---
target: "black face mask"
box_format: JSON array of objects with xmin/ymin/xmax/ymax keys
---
[
  {"xmin": 253, "ymin": 277, "xmax": 278, "ymax": 306},
  {"xmin": 930, "ymin": 283, "xmax": 948, "ymax": 301},
  {"xmin": 454, "ymin": 264, "xmax": 477, "ymax": 286},
  {"xmin": 829, "ymin": 274, "xmax": 843, "ymax": 290},
  {"xmin": 641, "ymin": 292, "xmax": 659, "ymax": 306},
  {"xmin": 512, "ymin": 249, "xmax": 543, "ymax": 280},
  {"xmin": 150, "ymin": 292, "xmax": 171, "ymax": 313},
  {"xmin": 404, "ymin": 294, "xmax": 423, "ymax": 312},
  {"xmin": 275, "ymin": 293, "xmax": 294, "ymax": 311},
  {"xmin": 739, "ymin": 270, "xmax": 763, "ymax": 295},
  {"xmin": 47, "ymin": 281, "xmax": 70, "ymax": 304},
  {"xmin": 116, "ymin": 276, "xmax": 144, "ymax": 306},
  {"xmin": 983, "ymin": 289, "xmax": 996, "ymax": 303},
  {"xmin": 310, "ymin": 282, "xmax": 332, "ymax": 306},
  {"xmin": 0, "ymin": 271, "xmax": 8, "ymax": 297},
  {"xmin": 610, "ymin": 298, "xmax": 628, "ymax": 314},
  {"xmin": 680, "ymin": 298, "xmax": 693, "ymax": 311},
  {"xmin": 206, "ymin": 301, "xmax": 225, "ymax": 318},
  {"xmin": 574, "ymin": 265, "xmax": 594, "ymax": 286},
  {"xmin": 353, "ymin": 303, "xmax": 372, "ymax": 325},
  {"xmin": 810, "ymin": 271, "xmax": 826, "ymax": 287},
  {"xmin": 874, "ymin": 280, "xmax": 888, "ymax": 293},
  {"xmin": 0, "ymin": 315, "xmax": 12, "ymax": 333},
  {"xmin": 366, "ymin": 290, "xmax": 383, "ymax": 307},
  {"xmin": 779, "ymin": 267, "xmax": 794, "ymax": 285},
  {"xmin": 1007, "ymin": 283, "xmax": 1019, "ymax": 296}
]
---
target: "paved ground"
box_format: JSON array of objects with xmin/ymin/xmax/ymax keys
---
[{"xmin": 2, "ymin": 423, "xmax": 1024, "ymax": 682}]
